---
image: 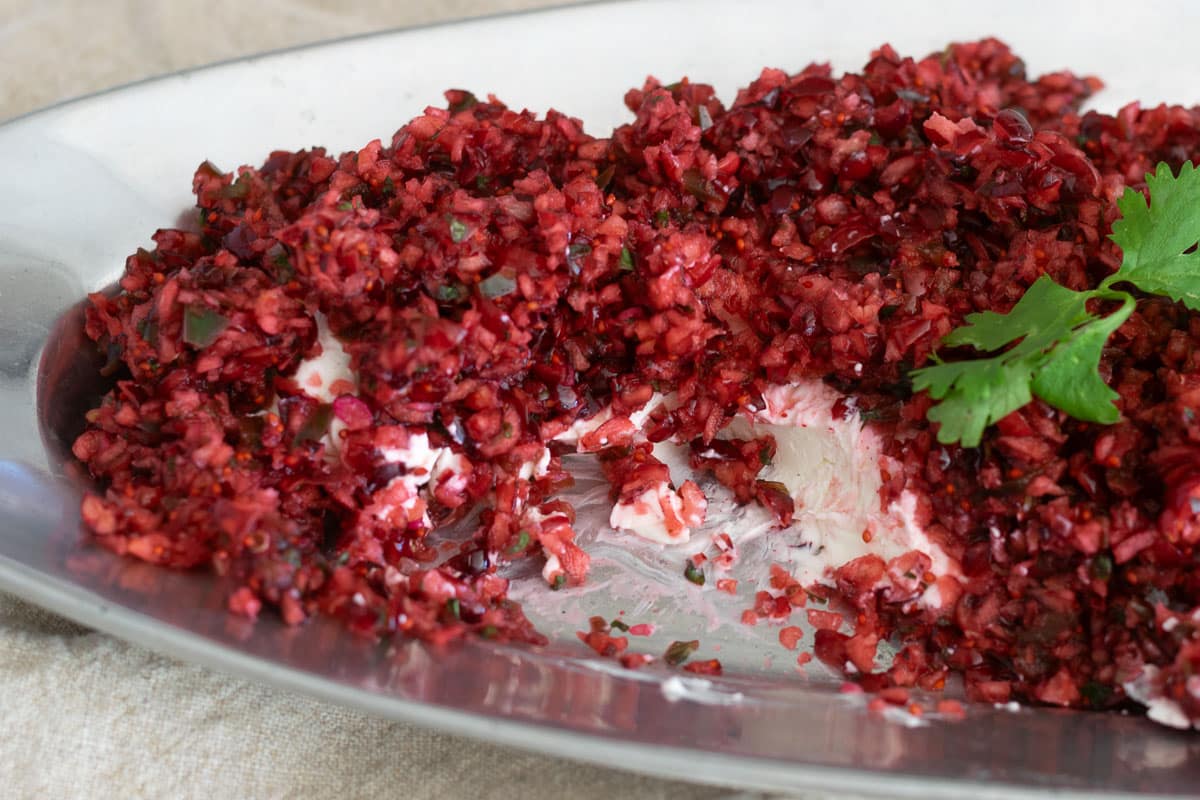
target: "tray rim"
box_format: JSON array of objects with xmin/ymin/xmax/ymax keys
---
[
  {"xmin": 0, "ymin": 3, "xmax": 1194, "ymax": 796},
  {"xmin": 0, "ymin": 549, "xmax": 1145, "ymax": 800}
]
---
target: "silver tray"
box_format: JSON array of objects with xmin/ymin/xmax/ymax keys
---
[{"xmin": 3, "ymin": 1, "xmax": 1200, "ymax": 795}]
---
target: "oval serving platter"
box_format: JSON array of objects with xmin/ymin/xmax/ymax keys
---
[{"xmin": 3, "ymin": 1, "xmax": 1200, "ymax": 796}]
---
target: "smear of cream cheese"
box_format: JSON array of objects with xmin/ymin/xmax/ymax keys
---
[
  {"xmin": 293, "ymin": 312, "xmax": 356, "ymax": 404},
  {"xmin": 370, "ymin": 431, "xmax": 445, "ymax": 528},
  {"xmin": 1124, "ymin": 665, "xmax": 1199, "ymax": 730},
  {"xmin": 285, "ymin": 311, "xmax": 357, "ymax": 455},
  {"xmin": 745, "ymin": 381, "xmax": 959, "ymax": 589},
  {"xmin": 624, "ymin": 380, "xmax": 961, "ymax": 598},
  {"xmin": 609, "ymin": 482, "xmax": 703, "ymax": 545},
  {"xmin": 552, "ymin": 393, "xmax": 666, "ymax": 450},
  {"xmin": 291, "ymin": 318, "xmax": 959, "ymax": 605},
  {"xmin": 518, "ymin": 447, "xmax": 552, "ymax": 481},
  {"xmin": 380, "ymin": 430, "xmax": 443, "ymax": 485},
  {"xmin": 576, "ymin": 395, "xmax": 709, "ymax": 544}
]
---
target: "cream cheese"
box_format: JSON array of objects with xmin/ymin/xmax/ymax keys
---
[
  {"xmin": 609, "ymin": 481, "xmax": 706, "ymax": 545},
  {"xmin": 293, "ymin": 312, "xmax": 356, "ymax": 404},
  {"xmin": 737, "ymin": 380, "xmax": 962, "ymax": 591}
]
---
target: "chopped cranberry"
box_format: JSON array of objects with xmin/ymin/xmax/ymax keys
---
[
  {"xmin": 72, "ymin": 37, "xmax": 1200, "ymax": 728},
  {"xmin": 778, "ymin": 626, "xmax": 804, "ymax": 650}
]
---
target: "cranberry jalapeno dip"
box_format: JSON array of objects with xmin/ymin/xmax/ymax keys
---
[{"xmin": 73, "ymin": 38, "xmax": 1200, "ymax": 727}]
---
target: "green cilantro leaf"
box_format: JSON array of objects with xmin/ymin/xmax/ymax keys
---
[
  {"xmin": 941, "ymin": 276, "xmax": 1093, "ymax": 352},
  {"xmin": 1107, "ymin": 161, "xmax": 1200, "ymax": 309},
  {"xmin": 914, "ymin": 161, "xmax": 1200, "ymax": 447},
  {"xmin": 1029, "ymin": 295, "xmax": 1134, "ymax": 424},
  {"xmin": 913, "ymin": 354, "xmax": 1036, "ymax": 448}
]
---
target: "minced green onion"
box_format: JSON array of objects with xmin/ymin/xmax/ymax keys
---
[
  {"xmin": 619, "ymin": 247, "xmax": 635, "ymax": 271},
  {"xmin": 479, "ymin": 271, "xmax": 517, "ymax": 298},
  {"xmin": 182, "ymin": 305, "xmax": 229, "ymax": 348},
  {"xmin": 436, "ymin": 284, "xmax": 465, "ymax": 303},
  {"xmin": 506, "ymin": 529, "xmax": 531, "ymax": 555},
  {"xmin": 664, "ymin": 639, "xmax": 699, "ymax": 666}
]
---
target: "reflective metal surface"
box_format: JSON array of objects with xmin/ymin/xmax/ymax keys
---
[{"xmin": 3, "ymin": 1, "xmax": 1200, "ymax": 795}]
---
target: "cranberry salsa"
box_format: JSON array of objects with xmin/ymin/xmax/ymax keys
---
[{"xmin": 74, "ymin": 39, "xmax": 1200, "ymax": 727}]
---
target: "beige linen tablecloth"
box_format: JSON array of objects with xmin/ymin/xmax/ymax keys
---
[{"xmin": 0, "ymin": 3, "xmax": 873, "ymax": 797}]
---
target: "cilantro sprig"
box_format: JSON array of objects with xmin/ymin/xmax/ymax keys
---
[{"xmin": 912, "ymin": 161, "xmax": 1200, "ymax": 447}]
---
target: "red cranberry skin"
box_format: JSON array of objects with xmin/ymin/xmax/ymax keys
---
[{"xmin": 994, "ymin": 108, "xmax": 1033, "ymax": 144}]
